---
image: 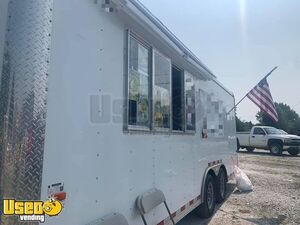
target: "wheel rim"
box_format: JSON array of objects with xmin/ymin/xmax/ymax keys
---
[
  {"xmin": 271, "ymin": 145, "xmax": 279, "ymax": 154},
  {"xmin": 220, "ymin": 171, "xmax": 225, "ymax": 198},
  {"xmin": 207, "ymin": 182, "xmax": 214, "ymax": 210}
]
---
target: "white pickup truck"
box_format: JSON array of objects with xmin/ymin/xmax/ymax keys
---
[{"xmin": 237, "ymin": 126, "xmax": 300, "ymax": 155}]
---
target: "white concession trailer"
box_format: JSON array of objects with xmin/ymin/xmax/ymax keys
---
[{"xmin": 0, "ymin": 0, "xmax": 238, "ymax": 225}]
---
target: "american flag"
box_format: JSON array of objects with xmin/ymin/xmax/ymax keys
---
[{"xmin": 247, "ymin": 78, "xmax": 278, "ymax": 122}]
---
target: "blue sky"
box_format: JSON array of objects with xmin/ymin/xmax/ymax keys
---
[{"xmin": 139, "ymin": 0, "xmax": 300, "ymax": 122}]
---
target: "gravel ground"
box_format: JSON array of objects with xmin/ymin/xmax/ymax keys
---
[{"xmin": 178, "ymin": 149, "xmax": 300, "ymax": 225}]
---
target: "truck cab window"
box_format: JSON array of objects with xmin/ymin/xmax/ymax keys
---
[
  {"xmin": 185, "ymin": 72, "xmax": 196, "ymax": 131},
  {"xmin": 128, "ymin": 36, "xmax": 150, "ymax": 128},
  {"xmin": 172, "ymin": 66, "xmax": 184, "ymax": 131},
  {"xmin": 153, "ymin": 51, "xmax": 171, "ymax": 130},
  {"xmin": 253, "ymin": 127, "xmax": 265, "ymax": 135}
]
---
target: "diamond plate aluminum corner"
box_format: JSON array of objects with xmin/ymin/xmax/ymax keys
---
[{"xmin": 0, "ymin": 0, "xmax": 54, "ymax": 224}]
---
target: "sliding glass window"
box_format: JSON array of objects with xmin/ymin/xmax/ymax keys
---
[
  {"xmin": 185, "ymin": 72, "xmax": 196, "ymax": 131},
  {"xmin": 153, "ymin": 50, "xmax": 171, "ymax": 130},
  {"xmin": 128, "ymin": 36, "xmax": 151, "ymax": 128}
]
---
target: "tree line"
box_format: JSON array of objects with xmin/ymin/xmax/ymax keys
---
[{"xmin": 236, "ymin": 102, "xmax": 300, "ymax": 135}]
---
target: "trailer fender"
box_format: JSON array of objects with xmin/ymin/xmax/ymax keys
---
[{"xmin": 200, "ymin": 160, "xmax": 225, "ymax": 204}]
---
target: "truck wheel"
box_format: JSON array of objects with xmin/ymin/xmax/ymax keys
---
[
  {"xmin": 198, "ymin": 174, "xmax": 216, "ymax": 218},
  {"xmin": 236, "ymin": 139, "xmax": 240, "ymax": 152},
  {"xmin": 216, "ymin": 168, "xmax": 227, "ymax": 203},
  {"xmin": 246, "ymin": 147, "xmax": 255, "ymax": 152},
  {"xmin": 287, "ymin": 148, "xmax": 300, "ymax": 156},
  {"xmin": 269, "ymin": 143, "xmax": 282, "ymax": 156}
]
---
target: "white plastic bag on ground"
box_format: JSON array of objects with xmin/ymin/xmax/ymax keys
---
[{"xmin": 234, "ymin": 166, "xmax": 253, "ymax": 192}]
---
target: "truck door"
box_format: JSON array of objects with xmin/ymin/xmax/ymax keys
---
[{"xmin": 250, "ymin": 127, "xmax": 268, "ymax": 148}]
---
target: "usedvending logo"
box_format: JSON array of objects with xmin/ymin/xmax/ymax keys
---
[{"xmin": 2, "ymin": 197, "xmax": 62, "ymax": 223}]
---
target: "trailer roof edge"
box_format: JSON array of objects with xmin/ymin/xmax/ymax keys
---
[
  {"xmin": 111, "ymin": 0, "xmax": 234, "ymax": 97},
  {"xmin": 127, "ymin": 0, "xmax": 216, "ymax": 76}
]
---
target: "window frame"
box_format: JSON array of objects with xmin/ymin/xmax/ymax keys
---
[
  {"xmin": 152, "ymin": 49, "xmax": 172, "ymax": 132},
  {"xmin": 124, "ymin": 30, "xmax": 196, "ymax": 136},
  {"xmin": 126, "ymin": 31, "xmax": 152, "ymax": 131}
]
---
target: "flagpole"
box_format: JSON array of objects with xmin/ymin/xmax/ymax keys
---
[{"xmin": 227, "ymin": 66, "xmax": 278, "ymax": 114}]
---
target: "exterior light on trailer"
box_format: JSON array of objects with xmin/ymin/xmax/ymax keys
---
[{"xmin": 53, "ymin": 192, "xmax": 67, "ymax": 201}]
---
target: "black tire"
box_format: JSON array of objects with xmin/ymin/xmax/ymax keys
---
[
  {"xmin": 288, "ymin": 148, "xmax": 300, "ymax": 156},
  {"xmin": 246, "ymin": 147, "xmax": 255, "ymax": 152},
  {"xmin": 198, "ymin": 174, "xmax": 216, "ymax": 218},
  {"xmin": 269, "ymin": 142, "xmax": 283, "ymax": 156},
  {"xmin": 236, "ymin": 139, "xmax": 240, "ymax": 152},
  {"xmin": 216, "ymin": 168, "xmax": 227, "ymax": 203}
]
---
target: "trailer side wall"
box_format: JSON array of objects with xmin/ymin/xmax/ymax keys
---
[{"xmin": 40, "ymin": 1, "xmax": 237, "ymax": 225}]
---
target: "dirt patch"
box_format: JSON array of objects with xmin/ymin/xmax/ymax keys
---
[{"xmin": 178, "ymin": 150, "xmax": 300, "ymax": 225}]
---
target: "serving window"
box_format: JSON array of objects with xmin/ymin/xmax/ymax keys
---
[{"xmin": 126, "ymin": 32, "xmax": 196, "ymax": 134}]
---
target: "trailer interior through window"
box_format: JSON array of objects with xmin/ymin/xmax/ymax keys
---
[
  {"xmin": 172, "ymin": 66, "xmax": 184, "ymax": 131},
  {"xmin": 153, "ymin": 50, "xmax": 171, "ymax": 130}
]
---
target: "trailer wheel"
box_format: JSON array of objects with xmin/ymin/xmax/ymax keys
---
[
  {"xmin": 287, "ymin": 148, "xmax": 300, "ymax": 156},
  {"xmin": 269, "ymin": 142, "xmax": 282, "ymax": 156},
  {"xmin": 198, "ymin": 174, "xmax": 216, "ymax": 218},
  {"xmin": 216, "ymin": 168, "xmax": 227, "ymax": 203}
]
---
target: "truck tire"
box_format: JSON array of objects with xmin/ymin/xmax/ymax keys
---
[
  {"xmin": 216, "ymin": 168, "xmax": 227, "ymax": 203},
  {"xmin": 236, "ymin": 139, "xmax": 240, "ymax": 152},
  {"xmin": 287, "ymin": 148, "xmax": 300, "ymax": 156},
  {"xmin": 246, "ymin": 147, "xmax": 255, "ymax": 152},
  {"xmin": 269, "ymin": 143, "xmax": 283, "ymax": 156},
  {"xmin": 198, "ymin": 174, "xmax": 216, "ymax": 218}
]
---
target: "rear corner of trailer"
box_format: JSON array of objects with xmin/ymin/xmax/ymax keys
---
[
  {"xmin": 225, "ymin": 89, "xmax": 238, "ymax": 180},
  {"xmin": 203, "ymin": 79, "xmax": 238, "ymax": 184}
]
